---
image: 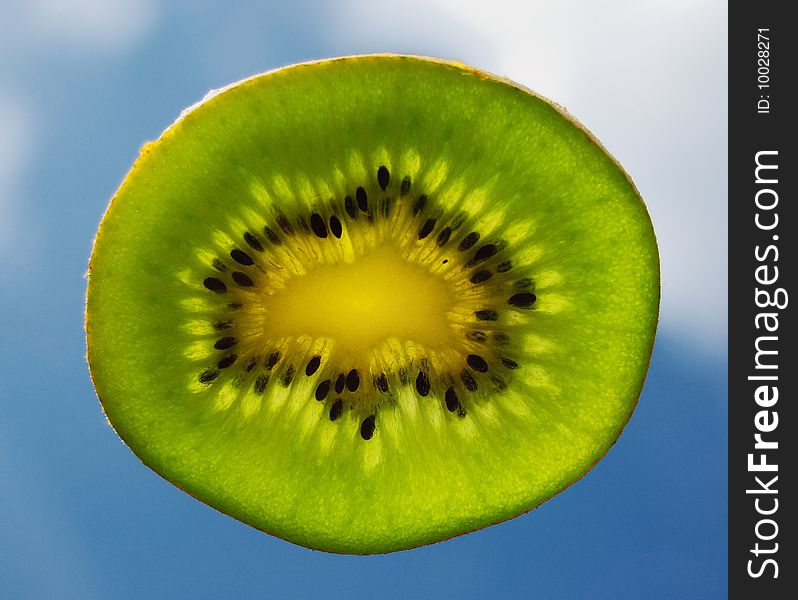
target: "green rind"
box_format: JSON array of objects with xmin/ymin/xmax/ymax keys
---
[{"xmin": 86, "ymin": 55, "xmax": 659, "ymax": 554}]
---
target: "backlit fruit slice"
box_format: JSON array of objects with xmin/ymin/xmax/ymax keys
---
[{"xmin": 86, "ymin": 55, "xmax": 659, "ymax": 554}]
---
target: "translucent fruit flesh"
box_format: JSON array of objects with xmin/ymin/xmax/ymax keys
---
[
  {"xmin": 262, "ymin": 244, "xmax": 454, "ymax": 359},
  {"xmin": 86, "ymin": 55, "xmax": 659, "ymax": 554}
]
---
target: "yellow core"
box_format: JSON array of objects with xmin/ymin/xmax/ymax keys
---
[{"xmin": 262, "ymin": 245, "xmax": 454, "ymax": 356}]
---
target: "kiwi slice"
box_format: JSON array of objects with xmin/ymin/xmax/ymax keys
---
[{"xmin": 86, "ymin": 55, "xmax": 659, "ymax": 554}]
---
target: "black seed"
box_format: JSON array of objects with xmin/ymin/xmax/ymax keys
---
[
  {"xmin": 413, "ymin": 194, "xmax": 427, "ymax": 215},
  {"xmin": 281, "ymin": 365, "xmax": 295, "ymax": 386},
  {"xmin": 491, "ymin": 376, "xmax": 507, "ymax": 391},
  {"xmin": 445, "ymin": 387, "xmax": 460, "ymax": 412},
  {"xmin": 400, "ymin": 176, "xmax": 412, "ymax": 196},
  {"xmin": 467, "ymin": 354, "xmax": 489, "ymax": 373},
  {"xmin": 461, "ymin": 369, "xmax": 478, "ymax": 391},
  {"xmin": 203, "ymin": 277, "xmax": 227, "ymax": 293},
  {"xmin": 212, "ymin": 258, "xmax": 227, "ymax": 272},
  {"xmin": 217, "ymin": 354, "xmax": 237, "ymax": 369},
  {"xmin": 265, "ymin": 351, "xmax": 281, "ymax": 370},
  {"xmin": 305, "ymin": 355, "xmax": 321, "ymax": 376},
  {"xmin": 213, "ymin": 320, "xmax": 232, "ymax": 330},
  {"xmin": 509, "ymin": 292, "xmax": 537, "ymax": 308},
  {"xmin": 497, "ymin": 260, "xmax": 512, "ymax": 273},
  {"xmin": 360, "ymin": 415, "xmax": 376, "ymax": 440},
  {"xmin": 356, "ymin": 186, "xmax": 368, "ymax": 212},
  {"xmin": 227, "ymin": 303, "xmax": 243, "ymax": 310},
  {"xmin": 494, "ymin": 332, "xmax": 510, "ymax": 345},
  {"xmin": 329, "ymin": 399, "xmax": 343, "ymax": 421},
  {"xmin": 415, "ymin": 370, "xmax": 430, "ymax": 397},
  {"xmin": 309, "ymin": 213, "xmax": 328, "ymax": 238},
  {"xmin": 329, "ymin": 215, "xmax": 343, "ymax": 238},
  {"xmin": 475, "ymin": 309, "xmax": 499, "ymax": 321},
  {"xmin": 436, "ymin": 227, "xmax": 452, "ymax": 246},
  {"xmin": 459, "ymin": 231, "xmax": 480, "ymax": 251},
  {"xmin": 214, "ymin": 337, "xmax": 237, "ymax": 350},
  {"xmin": 231, "ymin": 249, "xmax": 254, "ymax": 266},
  {"xmin": 474, "ymin": 244, "xmax": 498, "ymax": 263},
  {"xmin": 254, "ymin": 374, "xmax": 269, "ymax": 394},
  {"xmin": 515, "ymin": 278, "xmax": 533, "ymax": 289},
  {"xmin": 346, "ymin": 369, "xmax": 360, "ymax": 392},
  {"xmin": 377, "ymin": 165, "xmax": 390, "ymax": 190},
  {"xmin": 418, "ymin": 218, "xmax": 436, "ymax": 240},
  {"xmin": 398, "ymin": 367, "xmax": 408, "ymax": 385},
  {"xmin": 470, "ymin": 269, "xmax": 492, "ymax": 284},
  {"xmin": 199, "ymin": 369, "xmax": 219, "ymax": 384},
  {"xmin": 263, "ymin": 226, "xmax": 282, "ymax": 245},
  {"xmin": 244, "ymin": 358, "xmax": 258, "ymax": 372},
  {"xmin": 276, "ymin": 215, "xmax": 294, "ymax": 235},
  {"xmin": 344, "ymin": 195, "xmax": 357, "ymax": 219},
  {"xmin": 334, "ymin": 373, "xmax": 346, "ymax": 393},
  {"xmin": 243, "ymin": 232, "xmax": 264, "ymax": 252},
  {"xmin": 467, "ymin": 330, "xmax": 487, "ymax": 343},
  {"xmin": 232, "ymin": 271, "xmax": 254, "ymax": 287},
  {"xmin": 501, "ymin": 358, "xmax": 519, "ymax": 369},
  {"xmin": 315, "ymin": 379, "xmax": 331, "ymax": 401},
  {"xmin": 376, "ymin": 373, "xmax": 389, "ymax": 393}
]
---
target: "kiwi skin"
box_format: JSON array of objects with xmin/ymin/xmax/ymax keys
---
[{"xmin": 86, "ymin": 54, "xmax": 659, "ymax": 554}]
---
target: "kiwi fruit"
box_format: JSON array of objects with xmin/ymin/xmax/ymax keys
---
[{"xmin": 86, "ymin": 55, "xmax": 659, "ymax": 554}]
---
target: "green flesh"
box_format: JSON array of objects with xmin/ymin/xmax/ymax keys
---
[{"xmin": 86, "ymin": 55, "xmax": 659, "ymax": 554}]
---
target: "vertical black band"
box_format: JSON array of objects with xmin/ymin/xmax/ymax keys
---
[{"xmin": 729, "ymin": 3, "xmax": 795, "ymax": 597}]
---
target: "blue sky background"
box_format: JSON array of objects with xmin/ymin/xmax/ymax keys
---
[{"xmin": 1, "ymin": 1, "xmax": 727, "ymax": 598}]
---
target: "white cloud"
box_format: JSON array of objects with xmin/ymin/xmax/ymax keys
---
[
  {"xmin": 334, "ymin": 0, "xmax": 727, "ymax": 354},
  {"xmin": 0, "ymin": 93, "xmax": 35, "ymax": 258},
  {"xmin": 2, "ymin": 0, "xmax": 158, "ymax": 53},
  {"xmin": 0, "ymin": 0, "xmax": 160, "ymax": 262}
]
